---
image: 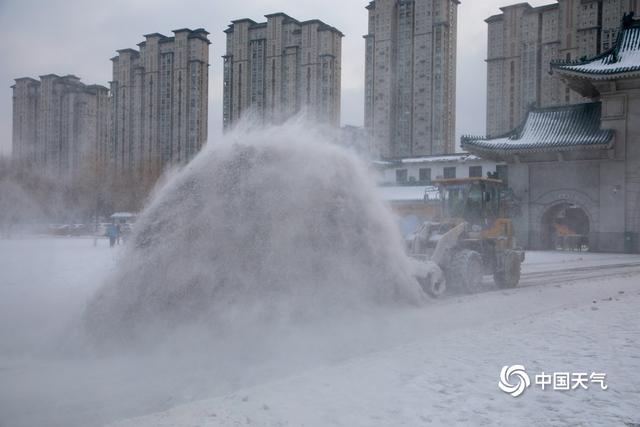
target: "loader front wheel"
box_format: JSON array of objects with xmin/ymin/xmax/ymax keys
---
[
  {"xmin": 419, "ymin": 273, "xmax": 447, "ymax": 298},
  {"xmin": 448, "ymin": 249, "xmax": 484, "ymax": 293}
]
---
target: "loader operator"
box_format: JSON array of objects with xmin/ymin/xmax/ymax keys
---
[{"xmin": 464, "ymin": 185, "xmax": 484, "ymax": 226}]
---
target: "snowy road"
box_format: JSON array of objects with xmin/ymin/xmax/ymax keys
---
[
  {"xmin": 479, "ymin": 251, "xmax": 640, "ymax": 291},
  {"xmin": 519, "ymin": 261, "xmax": 640, "ymax": 287},
  {"xmin": 0, "ymin": 238, "xmax": 639, "ymax": 427}
]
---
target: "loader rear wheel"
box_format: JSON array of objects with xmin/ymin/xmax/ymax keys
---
[
  {"xmin": 494, "ymin": 250, "xmax": 522, "ymax": 289},
  {"xmin": 448, "ymin": 249, "xmax": 484, "ymax": 293}
]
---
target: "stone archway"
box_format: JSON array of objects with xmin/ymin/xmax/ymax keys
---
[
  {"xmin": 529, "ymin": 189, "xmax": 598, "ymax": 250},
  {"xmin": 541, "ymin": 203, "xmax": 591, "ymax": 250}
]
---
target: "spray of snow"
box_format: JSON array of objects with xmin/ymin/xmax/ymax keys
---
[
  {"xmin": 84, "ymin": 122, "xmax": 425, "ymax": 347},
  {"xmin": 0, "ymin": 123, "xmax": 428, "ymax": 427}
]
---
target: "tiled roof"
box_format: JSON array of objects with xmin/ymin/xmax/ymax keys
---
[
  {"xmin": 552, "ymin": 14, "xmax": 640, "ymax": 78},
  {"xmin": 462, "ymin": 103, "xmax": 613, "ymax": 155}
]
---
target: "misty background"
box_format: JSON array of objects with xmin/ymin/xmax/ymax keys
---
[{"xmin": 0, "ymin": 0, "xmax": 553, "ymax": 156}]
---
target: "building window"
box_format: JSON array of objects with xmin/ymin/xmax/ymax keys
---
[
  {"xmin": 443, "ymin": 167, "xmax": 456, "ymax": 179},
  {"xmin": 496, "ymin": 165, "xmax": 508, "ymax": 186},
  {"xmin": 396, "ymin": 169, "xmax": 408, "ymax": 184},
  {"xmin": 419, "ymin": 168, "xmax": 431, "ymax": 184},
  {"xmin": 469, "ymin": 166, "xmax": 483, "ymax": 178}
]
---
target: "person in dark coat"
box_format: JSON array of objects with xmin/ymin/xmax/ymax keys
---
[{"xmin": 106, "ymin": 223, "xmax": 118, "ymax": 248}]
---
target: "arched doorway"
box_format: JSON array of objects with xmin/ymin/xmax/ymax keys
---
[{"xmin": 541, "ymin": 203, "xmax": 590, "ymax": 251}]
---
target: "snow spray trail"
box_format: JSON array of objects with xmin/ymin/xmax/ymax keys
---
[{"xmin": 84, "ymin": 122, "xmax": 425, "ymax": 346}]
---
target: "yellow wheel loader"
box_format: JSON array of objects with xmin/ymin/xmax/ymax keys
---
[{"xmin": 409, "ymin": 177, "xmax": 525, "ymax": 297}]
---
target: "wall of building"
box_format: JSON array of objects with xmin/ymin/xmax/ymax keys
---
[
  {"xmin": 11, "ymin": 75, "xmax": 109, "ymax": 180},
  {"xmin": 509, "ymin": 157, "xmax": 629, "ymax": 252},
  {"xmin": 223, "ymin": 14, "xmax": 342, "ymax": 129},
  {"xmin": 365, "ymin": 0, "xmax": 458, "ymax": 158},
  {"xmin": 596, "ymin": 77, "xmax": 640, "ymax": 252},
  {"xmin": 110, "ymin": 29, "xmax": 210, "ymax": 174},
  {"xmin": 11, "ymin": 78, "xmax": 39, "ymax": 164},
  {"xmin": 377, "ymin": 155, "xmax": 504, "ymax": 185}
]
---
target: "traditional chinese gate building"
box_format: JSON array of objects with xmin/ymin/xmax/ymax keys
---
[{"xmin": 463, "ymin": 14, "xmax": 640, "ymax": 253}]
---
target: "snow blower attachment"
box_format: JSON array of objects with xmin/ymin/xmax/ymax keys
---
[{"xmin": 409, "ymin": 178, "xmax": 525, "ymax": 297}]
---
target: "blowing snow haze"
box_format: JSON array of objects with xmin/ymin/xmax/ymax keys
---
[
  {"xmin": 0, "ymin": 123, "xmax": 431, "ymax": 427},
  {"xmin": 3, "ymin": 1, "xmax": 640, "ymax": 427},
  {"xmin": 84, "ymin": 123, "xmax": 425, "ymax": 346}
]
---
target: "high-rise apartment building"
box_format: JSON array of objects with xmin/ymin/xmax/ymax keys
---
[
  {"xmin": 11, "ymin": 74, "xmax": 110, "ymax": 178},
  {"xmin": 364, "ymin": 0, "xmax": 459, "ymax": 159},
  {"xmin": 486, "ymin": 0, "xmax": 639, "ymax": 137},
  {"xmin": 110, "ymin": 28, "xmax": 210, "ymax": 174},
  {"xmin": 223, "ymin": 13, "xmax": 343, "ymax": 129}
]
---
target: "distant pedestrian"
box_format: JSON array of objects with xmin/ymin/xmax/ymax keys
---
[
  {"xmin": 106, "ymin": 223, "xmax": 118, "ymax": 248},
  {"xmin": 116, "ymin": 223, "xmax": 122, "ymax": 245}
]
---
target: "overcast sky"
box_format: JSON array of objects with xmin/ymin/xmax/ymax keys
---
[{"xmin": 0, "ymin": 0, "xmax": 554, "ymax": 156}]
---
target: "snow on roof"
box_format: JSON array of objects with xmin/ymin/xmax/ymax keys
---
[
  {"xmin": 552, "ymin": 14, "xmax": 640, "ymax": 78},
  {"xmin": 399, "ymin": 153, "xmax": 481, "ymax": 164},
  {"xmin": 378, "ymin": 186, "xmax": 440, "ymax": 202},
  {"xmin": 461, "ymin": 103, "xmax": 614, "ymax": 156},
  {"xmin": 371, "ymin": 160, "xmax": 393, "ymax": 166},
  {"xmin": 373, "ymin": 153, "xmax": 482, "ymax": 167},
  {"xmin": 111, "ymin": 212, "xmax": 136, "ymax": 218}
]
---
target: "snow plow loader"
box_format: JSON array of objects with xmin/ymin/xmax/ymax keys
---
[{"xmin": 409, "ymin": 177, "xmax": 525, "ymax": 297}]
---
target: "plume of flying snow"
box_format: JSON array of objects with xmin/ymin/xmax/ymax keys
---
[{"xmin": 84, "ymin": 121, "xmax": 426, "ymax": 347}]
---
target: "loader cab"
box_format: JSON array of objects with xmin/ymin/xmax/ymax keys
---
[{"xmin": 434, "ymin": 178, "xmax": 503, "ymax": 226}]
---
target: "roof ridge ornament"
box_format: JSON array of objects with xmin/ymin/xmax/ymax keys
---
[{"xmin": 551, "ymin": 11, "xmax": 640, "ymax": 87}]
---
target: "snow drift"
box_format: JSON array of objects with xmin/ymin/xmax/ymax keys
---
[{"xmin": 84, "ymin": 123, "xmax": 424, "ymax": 345}]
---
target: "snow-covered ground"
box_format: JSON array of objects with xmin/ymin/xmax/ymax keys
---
[
  {"xmin": 0, "ymin": 237, "xmax": 117, "ymax": 358},
  {"xmin": 1, "ymin": 238, "xmax": 639, "ymax": 426},
  {"xmin": 111, "ymin": 276, "xmax": 640, "ymax": 427}
]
